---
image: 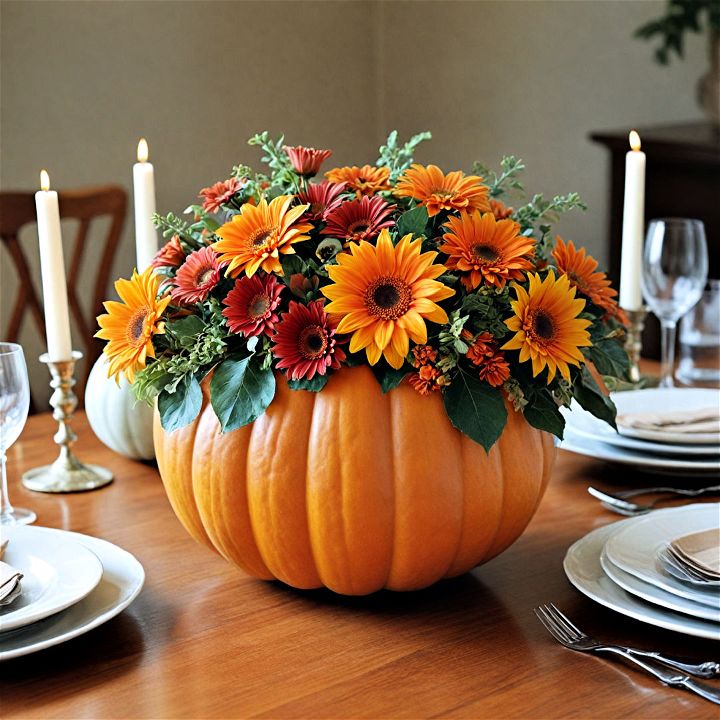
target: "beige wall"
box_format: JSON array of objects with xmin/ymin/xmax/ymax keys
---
[{"xmin": 0, "ymin": 0, "xmax": 707, "ymax": 401}]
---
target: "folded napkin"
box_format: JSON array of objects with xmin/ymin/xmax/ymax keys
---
[
  {"xmin": 0, "ymin": 559, "xmax": 23, "ymax": 607},
  {"xmin": 0, "ymin": 539, "xmax": 7, "ymax": 561},
  {"xmin": 617, "ymin": 406, "xmax": 720, "ymax": 434},
  {"xmin": 671, "ymin": 527, "xmax": 720, "ymax": 579}
]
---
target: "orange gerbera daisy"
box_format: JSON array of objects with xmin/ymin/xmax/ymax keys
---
[
  {"xmin": 212, "ymin": 195, "xmax": 312, "ymax": 278},
  {"xmin": 394, "ymin": 164, "xmax": 491, "ymax": 217},
  {"xmin": 325, "ymin": 164, "xmax": 391, "ymax": 197},
  {"xmin": 322, "ymin": 230, "xmax": 455, "ymax": 368},
  {"xmin": 96, "ymin": 266, "xmax": 171, "ymax": 383},
  {"xmin": 440, "ymin": 211, "xmax": 535, "ymax": 290},
  {"xmin": 552, "ymin": 236, "xmax": 618, "ymax": 315},
  {"xmin": 502, "ymin": 271, "xmax": 592, "ymax": 383}
]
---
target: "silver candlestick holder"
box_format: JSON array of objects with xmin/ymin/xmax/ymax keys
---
[
  {"xmin": 22, "ymin": 351, "xmax": 113, "ymax": 493},
  {"xmin": 623, "ymin": 306, "xmax": 648, "ymax": 386}
]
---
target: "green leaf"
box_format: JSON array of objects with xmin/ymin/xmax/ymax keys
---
[
  {"xmin": 573, "ymin": 366, "xmax": 617, "ymax": 430},
  {"xmin": 523, "ymin": 390, "xmax": 565, "ymax": 439},
  {"xmin": 287, "ymin": 374, "xmax": 329, "ymax": 392},
  {"xmin": 280, "ymin": 254, "xmax": 305, "ymax": 278},
  {"xmin": 396, "ymin": 205, "xmax": 429, "ymax": 239},
  {"xmin": 166, "ymin": 316, "xmax": 206, "ymax": 348},
  {"xmin": 210, "ymin": 356, "xmax": 275, "ymax": 432},
  {"xmin": 372, "ymin": 363, "xmax": 410, "ymax": 393},
  {"xmin": 443, "ymin": 370, "xmax": 507, "ymax": 453},
  {"xmin": 158, "ymin": 375, "xmax": 203, "ymax": 432},
  {"xmin": 587, "ymin": 339, "xmax": 630, "ymax": 380}
]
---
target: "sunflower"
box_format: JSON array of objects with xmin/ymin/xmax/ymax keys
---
[
  {"xmin": 325, "ymin": 165, "xmax": 391, "ymax": 197},
  {"xmin": 171, "ymin": 246, "xmax": 222, "ymax": 305},
  {"xmin": 322, "ymin": 195, "xmax": 396, "ymax": 244},
  {"xmin": 394, "ymin": 164, "xmax": 490, "ymax": 217},
  {"xmin": 440, "ymin": 211, "xmax": 535, "ymax": 290},
  {"xmin": 552, "ymin": 236, "xmax": 618, "ymax": 315},
  {"xmin": 212, "ymin": 195, "xmax": 312, "ymax": 278},
  {"xmin": 321, "ymin": 230, "xmax": 455, "ymax": 369},
  {"xmin": 502, "ymin": 271, "xmax": 592, "ymax": 383},
  {"xmin": 96, "ymin": 266, "xmax": 171, "ymax": 383}
]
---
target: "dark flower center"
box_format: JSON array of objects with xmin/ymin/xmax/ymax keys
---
[
  {"xmin": 532, "ymin": 310, "xmax": 555, "ymax": 340},
  {"xmin": 310, "ymin": 202, "xmax": 324, "ymax": 214},
  {"xmin": 248, "ymin": 293, "xmax": 270, "ymax": 319},
  {"xmin": 197, "ymin": 268, "xmax": 215, "ymax": 286},
  {"xmin": 299, "ymin": 325, "xmax": 328, "ymax": 359},
  {"xmin": 348, "ymin": 221, "xmax": 370, "ymax": 235},
  {"xmin": 472, "ymin": 244, "xmax": 499, "ymax": 262},
  {"xmin": 365, "ymin": 276, "xmax": 412, "ymax": 320},
  {"xmin": 128, "ymin": 308, "xmax": 149, "ymax": 344},
  {"xmin": 250, "ymin": 228, "xmax": 273, "ymax": 248}
]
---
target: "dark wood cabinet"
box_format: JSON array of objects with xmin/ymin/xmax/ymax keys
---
[{"xmin": 591, "ymin": 122, "xmax": 720, "ymax": 358}]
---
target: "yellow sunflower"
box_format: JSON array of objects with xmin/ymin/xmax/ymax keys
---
[
  {"xmin": 324, "ymin": 165, "xmax": 391, "ymax": 197},
  {"xmin": 440, "ymin": 211, "xmax": 535, "ymax": 291},
  {"xmin": 502, "ymin": 270, "xmax": 592, "ymax": 383},
  {"xmin": 322, "ymin": 230, "xmax": 455, "ymax": 368},
  {"xmin": 96, "ymin": 266, "xmax": 171, "ymax": 383},
  {"xmin": 394, "ymin": 164, "xmax": 490, "ymax": 217},
  {"xmin": 212, "ymin": 195, "xmax": 312, "ymax": 277}
]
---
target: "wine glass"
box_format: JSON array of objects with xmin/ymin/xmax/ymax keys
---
[
  {"xmin": 641, "ymin": 219, "xmax": 709, "ymax": 388},
  {"xmin": 0, "ymin": 343, "xmax": 36, "ymax": 525}
]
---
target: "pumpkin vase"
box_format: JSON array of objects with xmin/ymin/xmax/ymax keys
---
[
  {"xmin": 86, "ymin": 355, "xmax": 155, "ymax": 461},
  {"xmin": 154, "ymin": 365, "xmax": 555, "ymax": 595}
]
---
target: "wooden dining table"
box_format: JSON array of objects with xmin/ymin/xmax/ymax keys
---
[{"xmin": 3, "ymin": 408, "xmax": 718, "ymax": 719}]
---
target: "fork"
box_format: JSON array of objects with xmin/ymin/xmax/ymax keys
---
[
  {"xmin": 588, "ymin": 485, "xmax": 720, "ymax": 516},
  {"xmin": 534, "ymin": 603, "xmax": 720, "ymax": 704}
]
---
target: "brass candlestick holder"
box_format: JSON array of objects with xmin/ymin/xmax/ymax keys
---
[
  {"xmin": 22, "ymin": 351, "xmax": 113, "ymax": 493},
  {"xmin": 623, "ymin": 306, "xmax": 648, "ymax": 386}
]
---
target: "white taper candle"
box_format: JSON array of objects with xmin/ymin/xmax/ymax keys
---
[{"xmin": 133, "ymin": 138, "xmax": 159, "ymax": 272}]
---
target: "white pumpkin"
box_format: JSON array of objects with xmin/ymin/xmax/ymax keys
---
[{"xmin": 85, "ymin": 355, "xmax": 155, "ymax": 460}]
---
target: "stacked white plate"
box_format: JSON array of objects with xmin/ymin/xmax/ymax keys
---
[
  {"xmin": 560, "ymin": 388, "xmax": 720, "ymax": 476},
  {"xmin": 0, "ymin": 525, "xmax": 144, "ymax": 660},
  {"xmin": 564, "ymin": 503, "xmax": 720, "ymax": 640}
]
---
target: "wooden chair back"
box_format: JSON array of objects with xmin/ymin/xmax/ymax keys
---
[{"xmin": 0, "ymin": 185, "xmax": 127, "ymax": 406}]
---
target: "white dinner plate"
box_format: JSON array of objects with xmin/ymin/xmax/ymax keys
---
[
  {"xmin": 0, "ymin": 528, "xmax": 144, "ymax": 661},
  {"xmin": 0, "ymin": 526, "xmax": 104, "ymax": 632},
  {"xmin": 559, "ymin": 428, "xmax": 720, "ymax": 475},
  {"xmin": 613, "ymin": 388, "xmax": 720, "ymax": 445},
  {"xmin": 564, "ymin": 521, "xmax": 720, "ymax": 640},
  {"xmin": 600, "ymin": 549, "xmax": 720, "ymax": 622},
  {"xmin": 563, "ymin": 403, "xmax": 720, "ymax": 458},
  {"xmin": 604, "ymin": 504, "xmax": 720, "ymax": 610}
]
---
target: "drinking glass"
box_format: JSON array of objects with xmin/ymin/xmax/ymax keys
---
[
  {"xmin": 641, "ymin": 219, "xmax": 709, "ymax": 388},
  {"xmin": 0, "ymin": 343, "xmax": 36, "ymax": 525},
  {"xmin": 678, "ymin": 279, "xmax": 720, "ymax": 386}
]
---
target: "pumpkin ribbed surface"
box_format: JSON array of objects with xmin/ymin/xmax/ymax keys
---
[{"xmin": 153, "ymin": 365, "xmax": 555, "ymax": 595}]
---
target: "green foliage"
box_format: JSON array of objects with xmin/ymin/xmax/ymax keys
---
[
  {"xmin": 153, "ymin": 211, "xmax": 205, "ymax": 249},
  {"xmin": 158, "ymin": 375, "xmax": 203, "ymax": 432},
  {"xmin": 377, "ymin": 130, "xmax": 432, "ymax": 181},
  {"xmin": 573, "ymin": 367, "xmax": 617, "ymax": 430},
  {"xmin": 472, "ymin": 156, "xmax": 526, "ymax": 198},
  {"xmin": 634, "ymin": 0, "xmax": 719, "ymax": 65},
  {"xmin": 461, "ymin": 288, "xmax": 511, "ymax": 338},
  {"xmin": 248, "ymin": 131, "xmax": 297, "ymax": 189},
  {"xmin": 522, "ymin": 389, "xmax": 565, "ymax": 439},
  {"xmin": 586, "ymin": 339, "xmax": 630, "ymax": 381},
  {"xmin": 372, "ymin": 363, "xmax": 410, "ymax": 393},
  {"xmin": 443, "ymin": 369, "xmax": 507, "ymax": 453},
  {"xmin": 396, "ymin": 205, "xmax": 429, "ymax": 239},
  {"xmin": 288, "ymin": 375, "xmax": 330, "ymax": 392},
  {"xmin": 210, "ymin": 356, "xmax": 276, "ymax": 432}
]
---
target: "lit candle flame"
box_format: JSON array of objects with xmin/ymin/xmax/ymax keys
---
[
  {"xmin": 629, "ymin": 130, "xmax": 641, "ymax": 152},
  {"xmin": 137, "ymin": 138, "xmax": 149, "ymax": 163},
  {"xmin": 40, "ymin": 169, "xmax": 50, "ymax": 191}
]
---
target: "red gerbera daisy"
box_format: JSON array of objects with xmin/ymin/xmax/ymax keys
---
[
  {"xmin": 222, "ymin": 273, "xmax": 284, "ymax": 337},
  {"xmin": 272, "ymin": 300, "xmax": 346, "ymax": 381},
  {"xmin": 152, "ymin": 235, "xmax": 185, "ymax": 269},
  {"xmin": 322, "ymin": 195, "xmax": 396, "ymax": 243},
  {"xmin": 284, "ymin": 145, "xmax": 333, "ymax": 178},
  {"xmin": 297, "ymin": 181, "xmax": 347, "ymax": 221},
  {"xmin": 171, "ymin": 246, "xmax": 222, "ymax": 305},
  {"xmin": 199, "ymin": 178, "xmax": 243, "ymax": 213}
]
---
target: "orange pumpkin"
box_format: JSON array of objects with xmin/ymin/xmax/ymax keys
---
[{"xmin": 153, "ymin": 365, "xmax": 555, "ymax": 595}]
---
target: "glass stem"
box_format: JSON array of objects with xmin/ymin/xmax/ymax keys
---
[
  {"xmin": 659, "ymin": 320, "xmax": 677, "ymax": 388},
  {"xmin": 0, "ymin": 452, "xmax": 14, "ymax": 521}
]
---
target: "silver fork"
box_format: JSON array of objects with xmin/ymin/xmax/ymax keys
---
[
  {"xmin": 534, "ymin": 603, "xmax": 720, "ymax": 705},
  {"xmin": 588, "ymin": 485, "xmax": 720, "ymax": 516}
]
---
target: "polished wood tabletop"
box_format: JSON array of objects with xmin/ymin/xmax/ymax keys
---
[{"xmin": 3, "ymin": 410, "xmax": 718, "ymax": 719}]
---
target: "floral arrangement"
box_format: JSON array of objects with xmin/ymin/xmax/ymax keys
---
[{"xmin": 96, "ymin": 131, "xmax": 629, "ymax": 451}]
